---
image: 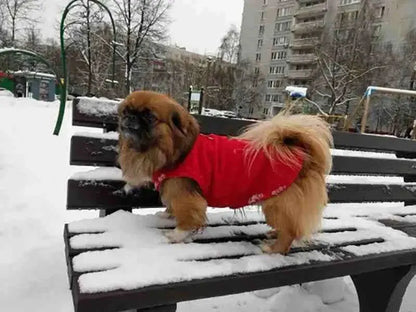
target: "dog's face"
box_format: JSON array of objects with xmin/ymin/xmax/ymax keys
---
[{"xmin": 118, "ymin": 91, "xmax": 199, "ymax": 171}]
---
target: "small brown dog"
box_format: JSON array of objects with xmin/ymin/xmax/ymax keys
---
[{"xmin": 118, "ymin": 91, "xmax": 332, "ymax": 254}]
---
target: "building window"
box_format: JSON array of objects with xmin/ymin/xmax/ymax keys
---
[
  {"xmin": 257, "ymin": 39, "xmax": 263, "ymax": 48},
  {"xmin": 339, "ymin": 11, "xmax": 358, "ymax": 23},
  {"xmin": 259, "ymin": 25, "xmax": 265, "ymax": 36},
  {"xmin": 372, "ymin": 25, "xmax": 382, "ymax": 38},
  {"xmin": 270, "ymin": 65, "xmax": 285, "ymax": 74},
  {"xmin": 254, "ymin": 67, "xmax": 260, "ymax": 74},
  {"xmin": 272, "ymin": 94, "xmax": 282, "ymax": 102},
  {"xmin": 273, "ymin": 36, "xmax": 289, "ymax": 46},
  {"xmin": 267, "ymin": 80, "xmax": 281, "ymax": 88},
  {"xmin": 335, "ymin": 28, "xmax": 350, "ymax": 40},
  {"xmin": 263, "ymin": 108, "xmax": 269, "ymax": 115},
  {"xmin": 276, "ymin": 7, "xmax": 293, "ymax": 18},
  {"xmin": 263, "ymin": 0, "xmax": 267, "ymax": 5},
  {"xmin": 376, "ymin": 6, "xmax": 385, "ymax": 18},
  {"xmin": 339, "ymin": 0, "xmax": 360, "ymax": 5},
  {"xmin": 261, "ymin": 11, "xmax": 265, "ymax": 22},
  {"xmin": 271, "ymin": 51, "xmax": 287, "ymax": 60},
  {"xmin": 256, "ymin": 53, "xmax": 262, "ymax": 62},
  {"xmin": 266, "ymin": 94, "xmax": 282, "ymax": 102},
  {"xmin": 274, "ymin": 21, "xmax": 291, "ymax": 32},
  {"xmin": 295, "ymin": 64, "xmax": 311, "ymax": 70}
]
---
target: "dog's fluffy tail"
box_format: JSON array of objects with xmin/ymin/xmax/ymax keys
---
[
  {"xmin": 239, "ymin": 113, "xmax": 333, "ymax": 241},
  {"xmin": 239, "ymin": 113, "xmax": 333, "ymax": 176}
]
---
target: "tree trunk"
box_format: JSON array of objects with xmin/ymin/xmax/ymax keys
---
[
  {"xmin": 86, "ymin": 0, "xmax": 93, "ymax": 95},
  {"xmin": 11, "ymin": 17, "xmax": 16, "ymax": 45},
  {"xmin": 125, "ymin": 0, "xmax": 132, "ymax": 96}
]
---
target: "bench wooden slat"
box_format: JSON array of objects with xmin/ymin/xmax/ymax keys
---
[
  {"xmin": 72, "ymin": 98, "xmax": 119, "ymax": 129},
  {"xmin": 67, "ymin": 180, "xmax": 416, "ymax": 210},
  {"xmin": 67, "ymin": 180, "xmax": 162, "ymax": 210},
  {"xmin": 70, "ymin": 135, "xmax": 416, "ymax": 176},
  {"xmin": 70, "ymin": 136, "xmax": 117, "ymax": 167},
  {"xmin": 72, "ymin": 98, "xmax": 416, "ymax": 155},
  {"xmin": 328, "ymin": 184, "xmax": 416, "ymax": 203}
]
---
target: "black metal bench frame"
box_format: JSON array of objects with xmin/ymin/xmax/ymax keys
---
[{"xmin": 65, "ymin": 98, "xmax": 416, "ymax": 312}]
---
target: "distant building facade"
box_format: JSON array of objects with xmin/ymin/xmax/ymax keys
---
[{"xmin": 239, "ymin": 0, "xmax": 416, "ymax": 118}]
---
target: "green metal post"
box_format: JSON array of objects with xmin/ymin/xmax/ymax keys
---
[{"xmin": 57, "ymin": 0, "xmax": 117, "ymax": 135}]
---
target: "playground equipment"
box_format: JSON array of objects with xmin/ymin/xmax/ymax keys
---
[
  {"xmin": 345, "ymin": 86, "xmax": 416, "ymax": 134},
  {"xmin": 0, "ymin": 0, "xmax": 118, "ymax": 135},
  {"xmin": 0, "ymin": 47, "xmax": 63, "ymax": 101}
]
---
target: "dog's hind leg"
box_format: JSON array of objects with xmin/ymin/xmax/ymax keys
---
[
  {"xmin": 261, "ymin": 176, "xmax": 324, "ymax": 254},
  {"xmin": 261, "ymin": 198, "xmax": 296, "ymax": 254}
]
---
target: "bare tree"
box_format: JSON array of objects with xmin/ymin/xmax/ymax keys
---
[
  {"xmin": 65, "ymin": 0, "xmax": 112, "ymax": 95},
  {"xmin": 0, "ymin": 1, "xmax": 9, "ymax": 47},
  {"xmin": 111, "ymin": 0, "xmax": 172, "ymax": 95},
  {"xmin": 2, "ymin": 0, "xmax": 41, "ymax": 46},
  {"xmin": 218, "ymin": 25, "xmax": 240, "ymax": 64},
  {"xmin": 310, "ymin": 0, "xmax": 386, "ymax": 115},
  {"xmin": 23, "ymin": 26, "xmax": 41, "ymax": 52},
  {"xmin": 233, "ymin": 60, "xmax": 265, "ymax": 118}
]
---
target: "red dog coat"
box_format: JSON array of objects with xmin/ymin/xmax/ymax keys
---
[{"xmin": 153, "ymin": 134, "xmax": 304, "ymax": 208}]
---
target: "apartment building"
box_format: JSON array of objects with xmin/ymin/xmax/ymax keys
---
[{"xmin": 239, "ymin": 0, "xmax": 416, "ymax": 119}]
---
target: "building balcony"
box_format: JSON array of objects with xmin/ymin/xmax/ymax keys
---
[
  {"xmin": 287, "ymin": 53, "xmax": 317, "ymax": 64},
  {"xmin": 290, "ymin": 37, "xmax": 319, "ymax": 49},
  {"xmin": 338, "ymin": 1, "xmax": 361, "ymax": 9},
  {"xmin": 294, "ymin": 2, "xmax": 327, "ymax": 19},
  {"xmin": 287, "ymin": 69, "xmax": 313, "ymax": 79},
  {"xmin": 292, "ymin": 20, "xmax": 325, "ymax": 34},
  {"xmin": 298, "ymin": 0, "xmax": 325, "ymax": 3}
]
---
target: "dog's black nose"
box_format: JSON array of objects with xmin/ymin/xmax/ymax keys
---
[
  {"xmin": 121, "ymin": 114, "xmax": 140, "ymax": 130},
  {"xmin": 121, "ymin": 109, "xmax": 156, "ymax": 132}
]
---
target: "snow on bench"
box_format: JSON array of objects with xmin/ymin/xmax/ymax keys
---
[{"xmin": 67, "ymin": 209, "xmax": 416, "ymax": 294}]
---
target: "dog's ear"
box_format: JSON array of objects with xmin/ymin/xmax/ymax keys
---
[
  {"xmin": 170, "ymin": 111, "xmax": 186, "ymax": 137},
  {"xmin": 118, "ymin": 98, "xmax": 130, "ymax": 117}
]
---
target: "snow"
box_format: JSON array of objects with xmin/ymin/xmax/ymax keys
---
[
  {"xmin": 66, "ymin": 207, "xmax": 416, "ymax": 294},
  {"xmin": 1, "ymin": 95, "xmax": 416, "ymax": 311},
  {"xmin": 13, "ymin": 70, "xmax": 56, "ymax": 79},
  {"xmin": 331, "ymin": 148, "xmax": 396, "ymax": 159},
  {"xmin": 77, "ymin": 96, "xmax": 120, "ymax": 117},
  {"xmin": 0, "ymin": 89, "xmax": 14, "ymax": 97},
  {"xmin": 71, "ymin": 167, "xmax": 122, "ymax": 180}
]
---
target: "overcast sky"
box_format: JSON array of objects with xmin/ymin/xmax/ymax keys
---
[{"xmin": 39, "ymin": 0, "xmax": 244, "ymax": 55}]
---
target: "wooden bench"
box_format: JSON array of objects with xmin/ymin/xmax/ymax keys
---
[{"xmin": 65, "ymin": 97, "xmax": 416, "ymax": 312}]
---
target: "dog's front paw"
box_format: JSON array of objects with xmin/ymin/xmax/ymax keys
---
[
  {"xmin": 164, "ymin": 228, "xmax": 192, "ymax": 243},
  {"xmin": 260, "ymin": 243, "xmax": 273, "ymax": 254}
]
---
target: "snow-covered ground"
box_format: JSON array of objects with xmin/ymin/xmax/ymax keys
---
[{"xmin": 1, "ymin": 96, "xmax": 416, "ymax": 312}]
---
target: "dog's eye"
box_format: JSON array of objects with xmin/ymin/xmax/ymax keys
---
[
  {"xmin": 141, "ymin": 109, "xmax": 157, "ymax": 123},
  {"xmin": 122, "ymin": 107, "xmax": 135, "ymax": 117}
]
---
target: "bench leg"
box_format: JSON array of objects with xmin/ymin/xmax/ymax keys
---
[
  {"xmin": 137, "ymin": 304, "xmax": 177, "ymax": 312},
  {"xmin": 351, "ymin": 265, "xmax": 416, "ymax": 312}
]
